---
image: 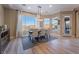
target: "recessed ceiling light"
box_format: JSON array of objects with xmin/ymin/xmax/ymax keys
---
[
  {"xmin": 49, "ymin": 5, "xmax": 53, "ymax": 8},
  {"xmin": 27, "ymin": 7, "xmax": 31, "ymax": 9}
]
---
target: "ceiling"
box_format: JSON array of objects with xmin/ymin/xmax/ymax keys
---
[{"xmin": 3, "ymin": 4, "xmax": 79, "ymax": 16}]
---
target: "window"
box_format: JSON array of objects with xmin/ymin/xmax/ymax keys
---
[
  {"xmin": 21, "ymin": 16, "xmax": 36, "ymax": 36},
  {"xmin": 52, "ymin": 18, "xmax": 60, "ymax": 32},
  {"xmin": 22, "ymin": 16, "xmax": 36, "ymax": 26},
  {"xmin": 44, "ymin": 18, "xmax": 50, "ymax": 25},
  {"xmin": 43, "ymin": 18, "xmax": 50, "ymax": 29}
]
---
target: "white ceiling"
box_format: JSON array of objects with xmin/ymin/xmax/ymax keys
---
[{"xmin": 3, "ymin": 4, "xmax": 79, "ymax": 16}]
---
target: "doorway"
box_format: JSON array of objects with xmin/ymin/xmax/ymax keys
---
[{"xmin": 63, "ymin": 16, "xmax": 72, "ymax": 36}]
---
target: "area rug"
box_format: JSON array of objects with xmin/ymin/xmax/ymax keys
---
[{"xmin": 22, "ymin": 36, "xmax": 57, "ymax": 50}]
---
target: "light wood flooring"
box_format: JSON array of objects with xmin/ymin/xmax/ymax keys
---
[{"xmin": 3, "ymin": 35, "xmax": 79, "ymax": 54}]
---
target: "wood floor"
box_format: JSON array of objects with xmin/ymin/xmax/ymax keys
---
[{"xmin": 3, "ymin": 35, "xmax": 79, "ymax": 54}]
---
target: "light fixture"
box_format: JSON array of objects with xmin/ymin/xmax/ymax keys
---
[
  {"xmin": 49, "ymin": 5, "xmax": 53, "ymax": 8},
  {"xmin": 37, "ymin": 6, "xmax": 43, "ymax": 21}
]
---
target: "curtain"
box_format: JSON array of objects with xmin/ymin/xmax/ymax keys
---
[{"xmin": 16, "ymin": 11, "xmax": 22, "ymax": 38}]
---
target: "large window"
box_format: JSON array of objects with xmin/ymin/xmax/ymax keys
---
[
  {"xmin": 52, "ymin": 18, "xmax": 60, "ymax": 32},
  {"xmin": 43, "ymin": 18, "xmax": 50, "ymax": 29},
  {"xmin": 21, "ymin": 16, "xmax": 36, "ymax": 36},
  {"xmin": 44, "ymin": 18, "xmax": 50, "ymax": 25},
  {"xmin": 22, "ymin": 16, "xmax": 36, "ymax": 26}
]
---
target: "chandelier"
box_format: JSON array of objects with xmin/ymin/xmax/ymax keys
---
[{"xmin": 37, "ymin": 6, "xmax": 43, "ymax": 21}]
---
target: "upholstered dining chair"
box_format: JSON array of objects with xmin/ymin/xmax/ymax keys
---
[
  {"xmin": 38, "ymin": 29, "xmax": 46, "ymax": 40},
  {"xmin": 29, "ymin": 29, "xmax": 39, "ymax": 42}
]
